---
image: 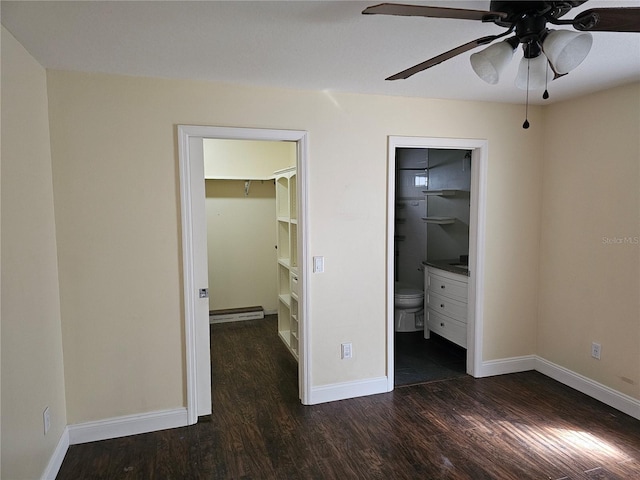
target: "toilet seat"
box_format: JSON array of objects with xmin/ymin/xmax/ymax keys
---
[{"xmin": 395, "ymin": 287, "xmax": 423, "ymax": 299}]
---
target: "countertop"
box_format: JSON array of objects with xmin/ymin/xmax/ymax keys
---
[{"xmin": 423, "ymin": 259, "xmax": 470, "ymax": 277}]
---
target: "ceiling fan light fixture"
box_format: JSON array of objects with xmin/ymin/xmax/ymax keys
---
[
  {"xmin": 543, "ymin": 29, "xmax": 593, "ymax": 74},
  {"xmin": 470, "ymin": 40, "xmax": 516, "ymax": 84},
  {"xmin": 515, "ymin": 52, "xmax": 548, "ymax": 90}
]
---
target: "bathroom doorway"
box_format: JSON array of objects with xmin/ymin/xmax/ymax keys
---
[{"xmin": 386, "ymin": 136, "xmax": 488, "ymax": 391}]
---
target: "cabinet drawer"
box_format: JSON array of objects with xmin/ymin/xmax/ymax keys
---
[
  {"xmin": 426, "ymin": 291, "xmax": 467, "ymax": 324},
  {"xmin": 426, "ymin": 310, "xmax": 467, "ymax": 348},
  {"xmin": 427, "ymin": 271, "xmax": 468, "ymax": 302},
  {"xmin": 290, "ymin": 273, "xmax": 299, "ymax": 297}
]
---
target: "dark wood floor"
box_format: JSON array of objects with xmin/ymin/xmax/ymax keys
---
[{"xmin": 57, "ymin": 316, "xmax": 640, "ymax": 479}]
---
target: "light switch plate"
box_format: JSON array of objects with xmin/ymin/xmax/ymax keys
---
[{"xmin": 313, "ymin": 256, "xmax": 324, "ymax": 273}]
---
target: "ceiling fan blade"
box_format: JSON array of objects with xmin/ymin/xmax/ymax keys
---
[
  {"xmin": 362, "ymin": 3, "xmax": 507, "ymax": 22},
  {"xmin": 386, "ymin": 35, "xmax": 498, "ymax": 80},
  {"xmin": 572, "ymin": 7, "xmax": 640, "ymax": 32}
]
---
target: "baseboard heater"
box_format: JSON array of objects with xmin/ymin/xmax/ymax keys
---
[{"xmin": 209, "ymin": 306, "xmax": 264, "ymax": 324}]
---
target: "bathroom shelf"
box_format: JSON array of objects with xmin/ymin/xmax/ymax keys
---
[
  {"xmin": 422, "ymin": 216, "xmax": 456, "ymax": 225},
  {"xmin": 422, "ymin": 189, "xmax": 465, "ymax": 197}
]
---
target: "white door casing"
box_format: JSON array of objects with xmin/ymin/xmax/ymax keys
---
[
  {"xmin": 178, "ymin": 125, "xmax": 310, "ymax": 423},
  {"xmin": 387, "ymin": 136, "xmax": 488, "ymax": 390}
]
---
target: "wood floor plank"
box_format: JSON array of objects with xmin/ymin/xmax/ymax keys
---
[{"xmin": 56, "ymin": 316, "xmax": 640, "ymax": 479}]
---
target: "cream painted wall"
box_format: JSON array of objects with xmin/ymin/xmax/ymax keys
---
[
  {"xmin": 46, "ymin": 69, "xmax": 544, "ymax": 421},
  {"xmin": 206, "ymin": 180, "xmax": 278, "ymax": 312},
  {"xmin": 47, "ymin": 80, "xmax": 186, "ymax": 424},
  {"xmin": 203, "ymin": 138, "xmax": 295, "ymax": 179},
  {"xmin": 539, "ymin": 83, "xmax": 640, "ymax": 399},
  {"xmin": 1, "ymin": 27, "xmax": 67, "ymax": 479}
]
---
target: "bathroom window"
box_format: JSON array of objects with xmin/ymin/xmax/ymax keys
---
[{"xmin": 414, "ymin": 173, "xmax": 427, "ymax": 188}]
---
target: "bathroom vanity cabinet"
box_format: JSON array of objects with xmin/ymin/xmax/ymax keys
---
[
  {"xmin": 424, "ymin": 266, "xmax": 468, "ymax": 348},
  {"xmin": 274, "ymin": 167, "xmax": 299, "ymax": 360}
]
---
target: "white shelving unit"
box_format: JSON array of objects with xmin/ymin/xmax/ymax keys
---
[
  {"xmin": 422, "ymin": 189, "xmax": 468, "ymax": 224},
  {"xmin": 274, "ymin": 166, "xmax": 299, "ymax": 360}
]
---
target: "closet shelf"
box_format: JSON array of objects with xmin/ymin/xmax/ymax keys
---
[{"xmin": 279, "ymin": 294, "xmax": 291, "ymax": 307}]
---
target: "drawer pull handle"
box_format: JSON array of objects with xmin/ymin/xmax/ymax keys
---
[{"xmin": 440, "ymin": 322, "xmax": 445, "ymax": 327}]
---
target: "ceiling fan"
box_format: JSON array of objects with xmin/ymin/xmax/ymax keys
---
[{"xmin": 363, "ymin": 1, "xmax": 640, "ymax": 127}]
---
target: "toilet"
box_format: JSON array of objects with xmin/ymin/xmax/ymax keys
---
[{"xmin": 394, "ymin": 283, "xmax": 424, "ymax": 332}]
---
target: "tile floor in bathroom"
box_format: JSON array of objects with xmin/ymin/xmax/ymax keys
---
[{"xmin": 394, "ymin": 330, "xmax": 467, "ymax": 386}]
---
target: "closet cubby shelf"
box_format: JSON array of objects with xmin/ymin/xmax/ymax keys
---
[
  {"xmin": 278, "ymin": 258, "xmax": 291, "ymax": 268},
  {"xmin": 279, "ymin": 293, "xmax": 291, "ymax": 307}
]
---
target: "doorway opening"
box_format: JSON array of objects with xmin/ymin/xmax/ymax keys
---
[
  {"xmin": 386, "ymin": 136, "xmax": 487, "ymax": 391},
  {"xmin": 203, "ymin": 139, "xmax": 296, "ymax": 322},
  {"xmin": 178, "ymin": 126, "xmax": 310, "ymax": 423},
  {"xmin": 394, "ymin": 147, "xmax": 471, "ymax": 386}
]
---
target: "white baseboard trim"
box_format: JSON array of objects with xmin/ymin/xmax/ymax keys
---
[
  {"xmin": 476, "ymin": 355, "xmax": 536, "ymax": 377},
  {"xmin": 40, "ymin": 357, "xmax": 639, "ymax": 478},
  {"xmin": 535, "ymin": 356, "xmax": 640, "ymax": 420},
  {"xmin": 41, "ymin": 426, "xmax": 70, "ymax": 480},
  {"xmin": 68, "ymin": 407, "xmax": 189, "ymax": 445},
  {"xmin": 473, "ymin": 354, "xmax": 639, "ymax": 420},
  {"xmin": 309, "ymin": 376, "xmax": 388, "ymax": 405}
]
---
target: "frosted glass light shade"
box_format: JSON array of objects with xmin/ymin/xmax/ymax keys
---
[
  {"xmin": 515, "ymin": 54, "xmax": 548, "ymax": 90},
  {"xmin": 543, "ymin": 30, "xmax": 593, "ymax": 74},
  {"xmin": 470, "ymin": 40, "xmax": 516, "ymax": 84}
]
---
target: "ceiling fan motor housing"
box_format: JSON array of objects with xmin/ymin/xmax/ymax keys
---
[
  {"xmin": 489, "ymin": 1, "xmax": 585, "ymax": 26},
  {"xmin": 516, "ymin": 14, "xmax": 548, "ymax": 47}
]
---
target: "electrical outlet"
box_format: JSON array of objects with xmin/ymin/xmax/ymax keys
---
[
  {"xmin": 591, "ymin": 342, "xmax": 601, "ymax": 360},
  {"xmin": 341, "ymin": 342, "xmax": 352, "ymax": 359},
  {"xmin": 43, "ymin": 406, "xmax": 51, "ymax": 435}
]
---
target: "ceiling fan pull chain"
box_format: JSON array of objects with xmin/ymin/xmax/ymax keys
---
[
  {"xmin": 543, "ymin": 61, "xmax": 550, "ymax": 100},
  {"xmin": 523, "ymin": 56, "xmax": 531, "ymax": 129}
]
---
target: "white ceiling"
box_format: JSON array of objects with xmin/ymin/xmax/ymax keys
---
[{"xmin": 2, "ymin": 0, "xmax": 639, "ymax": 104}]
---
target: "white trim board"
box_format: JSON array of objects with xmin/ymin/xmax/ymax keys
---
[
  {"xmin": 40, "ymin": 408, "xmax": 187, "ymax": 479},
  {"xmin": 477, "ymin": 355, "xmax": 537, "ymax": 377},
  {"xmin": 536, "ymin": 357, "xmax": 640, "ymax": 420},
  {"xmin": 68, "ymin": 408, "xmax": 188, "ymax": 445},
  {"xmin": 40, "ymin": 427, "xmax": 70, "ymax": 480},
  {"xmin": 308, "ymin": 377, "xmax": 388, "ymax": 405},
  {"xmin": 476, "ymin": 354, "xmax": 640, "ymax": 421}
]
